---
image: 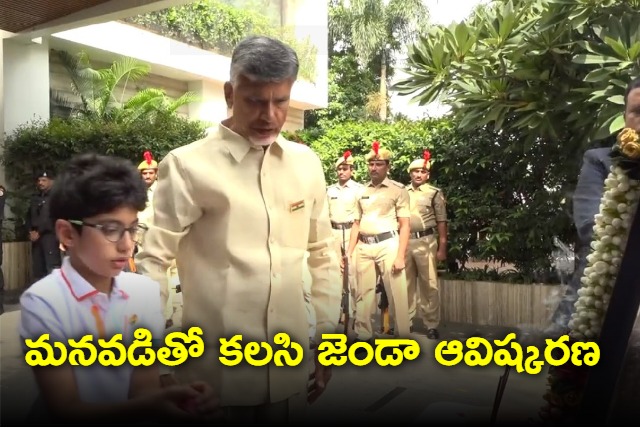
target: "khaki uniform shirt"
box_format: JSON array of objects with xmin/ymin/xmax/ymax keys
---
[
  {"xmin": 406, "ymin": 183, "xmax": 447, "ymax": 232},
  {"xmin": 135, "ymin": 124, "xmax": 341, "ymax": 407},
  {"xmin": 326, "ymin": 179, "xmax": 364, "ymax": 223},
  {"xmin": 356, "ymin": 178, "xmax": 410, "ymax": 235},
  {"xmin": 138, "ymin": 180, "xmax": 157, "ymax": 228}
]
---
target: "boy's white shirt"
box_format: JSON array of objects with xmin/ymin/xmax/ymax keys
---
[{"xmin": 19, "ymin": 257, "xmax": 165, "ymax": 403}]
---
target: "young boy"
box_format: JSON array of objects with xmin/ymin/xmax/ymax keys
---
[{"xmin": 18, "ymin": 153, "xmax": 220, "ymax": 424}]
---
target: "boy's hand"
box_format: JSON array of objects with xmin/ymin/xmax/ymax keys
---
[
  {"xmin": 145, "ymin": 384, "xmax": 201, "ymax": 421},
  {"xmin": 187, "ymin": 381, "xmax": 224, "ymax": 421}
]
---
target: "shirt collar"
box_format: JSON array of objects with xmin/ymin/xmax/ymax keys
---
[
  {"xmin": 367, "ymin": 177, "xmax": 392, "ymax": 188},
  {"xmin": 60, "ymin": 257, "xmax": 129, "ymax": 302},
  {"xmin": 217, "ymin": 123, "xmax": 290, "ymax": 163}
]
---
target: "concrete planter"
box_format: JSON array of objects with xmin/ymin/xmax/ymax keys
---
[{"xmin": 2, "ymin": 241, "xmax": 31, "ymax": 291}]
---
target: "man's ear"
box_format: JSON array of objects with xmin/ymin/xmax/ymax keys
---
[
  {"xmin": 56, "ymin": 219, "xmax": 76, "ymax": 250},
  {"xmin": 223, "ymin": 81, "xmax": 233, "ymax": 109}
]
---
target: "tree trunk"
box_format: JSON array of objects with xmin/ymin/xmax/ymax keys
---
[{"xmin": 379, "ymin": 50, "xmax": 387, "ymax": 121}]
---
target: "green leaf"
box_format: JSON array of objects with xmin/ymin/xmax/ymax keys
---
[
  {"xmin": 603, "ymin": 36, "xmax": 630, "ymax": 60},
  {"xmin": 573, "ymin": 54, "xmax": 621, "ymax": 64},
  {"xmin": 609, "ymin": 114, "xmax": 625, "ymax": 134},
  {"xmin": 607, "ymin": 95, "xmax": 625, "ymax": 105},
  {"xmin": 583, "ymin": 67, "xmax": 614, "ymax": 82}
]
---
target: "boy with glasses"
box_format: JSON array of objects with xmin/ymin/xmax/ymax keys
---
[{"xmin": 17, "ymin": 153, "xmax": 220, "ymax": 424}]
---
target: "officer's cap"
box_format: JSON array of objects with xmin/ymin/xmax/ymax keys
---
[
  {"xmin": 37, "ymin": 169, "xmax": 54, "ymax": 179},
  {"xmin": 364, "ymin": 141, "xmax": 392, "ymax": 162},
  {"xmin": 138, "ymin": 150, "xmax": 158, "ymax": 170},
  {"xmin": 335, "ymin": 150, "xmax": 355, "ymax": 168},
  {"xmin": 408, "ymin": 150, "xmax": 432, "ymax": 172}
]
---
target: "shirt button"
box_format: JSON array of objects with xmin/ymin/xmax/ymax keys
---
[{"xmin": 272, "ymin": 272, "xmax": 278, "ymax": 278}]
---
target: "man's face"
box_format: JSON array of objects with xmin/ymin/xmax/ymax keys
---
[
  {"xmin": 336, "ymin": 164, "xmax": 352, "ymax": 182},
  {"xmin": 625, "ymin": 87, "xmax": 640, "ymax": 131},
  {"xmin": 410, "ymin": 168, "xmax": 429, "ymax": 186},
  {"xmin": 224, "ymin": 74, "xmax": 294, "ymax": 146},
  {"xmin": 37, "ymin": 177, "xmax": 53, "ymax": 192},
  {"xmin": 367, "ymin": 160, "xmax": 389, "ymax": 181},
  {"xmin": 140, "ymin": 169, "xmax": 157, "ymax": 187}
]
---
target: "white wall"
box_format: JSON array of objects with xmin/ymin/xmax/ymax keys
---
[{"xmin": 3, "ymin": 38, "xmax": 50, "ymax": 135}]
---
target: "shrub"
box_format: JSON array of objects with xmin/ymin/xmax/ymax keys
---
[
  {"xmin": 1, "ymin": 114, "xmax": 207, "ymax": 241},
  {"xmin": 295, "ymin": 118, "xmax": 575, "ymax": 278}
]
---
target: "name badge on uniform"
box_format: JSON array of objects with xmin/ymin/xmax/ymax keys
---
[
  {"xmin": 290, "ymin": 200, "xmax": 305, "ymax": 212},
  {"xmin": 361, "ymin": 196, "xmax": 370, "ymax": 200},
  {"xmin": 330, "ymin": 197, "xmax": 338, "ymax": 200}
]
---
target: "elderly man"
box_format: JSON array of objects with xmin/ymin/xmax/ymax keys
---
[{"xmin": 135, "ymin": 36, "xmax": 341, "ymax": 424}]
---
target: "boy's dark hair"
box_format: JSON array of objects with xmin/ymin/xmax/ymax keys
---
[
  {"xmin": 49, "ymin": 153, "xmax": 148, "ymax": 222},
  {"xmin": 624, "ymin": 76, "xmax": 640, "ymax": 107}
]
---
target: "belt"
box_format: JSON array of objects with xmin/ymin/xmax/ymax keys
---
[
  {"xmin": 410, "ymin": 228, "xmax": 435, "ymax": 240},
  {"xmin": 331, "ymin": 221, "xmax": 353, "ymax": 230},
  {"xmin": 358, "ymin": 231, "xmax": 398, "ymax": 244}
]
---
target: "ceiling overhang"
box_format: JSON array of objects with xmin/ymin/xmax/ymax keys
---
[{"xmin": 0, "ymin": 0, "xmax": 195, "ymax": 39}]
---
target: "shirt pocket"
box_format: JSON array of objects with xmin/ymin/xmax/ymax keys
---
[{"xmin": 280, "ymin": 198, "xmax": 310, "ymax": 248}]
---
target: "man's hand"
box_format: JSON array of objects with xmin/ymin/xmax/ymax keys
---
[
  {"xmin": 436, "ymin": 247, "xmax": 447, "ymax": 262},
  {"xmin": 308, "ymin": 350, "xmax": 332, "ymax": 404},
  {"xmin": 339, "ymin": 254, "xmax": 351, "ymax": 274},
  {"xmin": 29, "ymin": 231, "xmax": 39, "ymax": 242},
  {"xmin": 391, "ymin": 257, "xmax": 405, "ymax": 274}
]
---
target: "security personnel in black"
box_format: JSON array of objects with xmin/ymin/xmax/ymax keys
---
[{"xmin": 26, "ymin": 170, "xmax": 61, "ymax": 282}]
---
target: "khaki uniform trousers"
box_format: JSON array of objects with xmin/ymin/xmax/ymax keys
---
[
  {"xmin": 354, "ymin": 236, "xmax": 410, "ymax": 340},
  {"xmin": 332, "ymin": 227, "xmax": 357, "ymax": 317},
  {"xmin": 406, "ymin": 234, "xmax": 440, "ymax": 329}
]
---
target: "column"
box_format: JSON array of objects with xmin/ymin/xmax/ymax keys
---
[{"xmin": 187, "ymin": 80, "xmax": 230, "ymax": 129}]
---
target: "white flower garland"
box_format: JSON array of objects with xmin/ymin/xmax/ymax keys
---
[{"xmin": 568, "ymin": 165, "xmax": 640, "ymax": 340}]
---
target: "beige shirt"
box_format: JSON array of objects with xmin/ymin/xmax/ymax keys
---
[
  {"xmin": 356, "ymin": 177, "xmax": 410, "ymax": 235},
  {"xmin": 135, "ymin": 124, "xmax": 341, "ymax": 406},
  {"xmin": 326, "ymin": 179, "xmax": 363, "ymax": 223},
  {"xmin": 407, "ymin": 183, "xmax": 448, "ymax": 232}
]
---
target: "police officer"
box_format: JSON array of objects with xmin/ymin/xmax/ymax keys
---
[
  {"xmin": 137, "ymin": 150, "xmax": 158, "ymax": 228},
  {"xmin": 327, "ymin": 150, "xmax": 363, "ymax": 326},
  {"xmin": 27, "ymin": 170, "xmax": 61, "ymax": 282},
  {"xmin": 347, "ymin": 141, "xmax": 412, "ymax": 341},
  {"xmin": 135, "ymin": 151, "xmax": 181, "ymax": 328},
  {"xmin": 405, "ymin": 151, "xmax": 448, "ymax": 339}
]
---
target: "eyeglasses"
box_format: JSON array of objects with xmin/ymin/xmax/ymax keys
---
[{"xmin": 68, "ymin": 220, "xmax": 148, "ymax": 244}]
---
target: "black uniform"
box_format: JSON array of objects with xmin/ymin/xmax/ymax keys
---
[{"xmin": 27, "ymin": 188, "xmax": 61, "ymax": 282}]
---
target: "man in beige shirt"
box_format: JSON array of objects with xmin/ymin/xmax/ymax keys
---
[
  {"xmin": 135, "ymin": 36, "xmax": 341, "ymax": 423},
  {"xmin": 405, "ymin": 151, "xmax": 448, "ymax": 340},
  {"xmin": 326, "ymin": 150, "xmax": 363, "ymax": 326},
  {"xmin": 346, "ymin": 142, "xmax": 411, "ymax": 342}
]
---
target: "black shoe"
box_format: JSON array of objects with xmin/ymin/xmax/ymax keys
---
[{"xmin": 426, "ymin": 328, "xmax": 439, "ymax": 340}]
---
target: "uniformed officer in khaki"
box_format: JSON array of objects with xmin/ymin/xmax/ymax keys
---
[
  {"xmin": 346, "ymin": 141, "xmax": 412, "ymax": 341},
  {"xmin": 405, "ymin": 151, "xmax": 448, "ymax": 339},
  {"xmin": 327, "ymin": 150, "xmax": 363, "ymax": 323},
  {"xmin": 135, "ymin": 151, "xmax": 182, "ymax": 328}
]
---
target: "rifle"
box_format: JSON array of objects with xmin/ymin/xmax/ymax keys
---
[
  {"xmin": 341, "ymin": 227, "xmax": 350, "ymax": 334},
  {"xmin": 377, "ymin": 273, "xmax": 391, "ymax": 334}
]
